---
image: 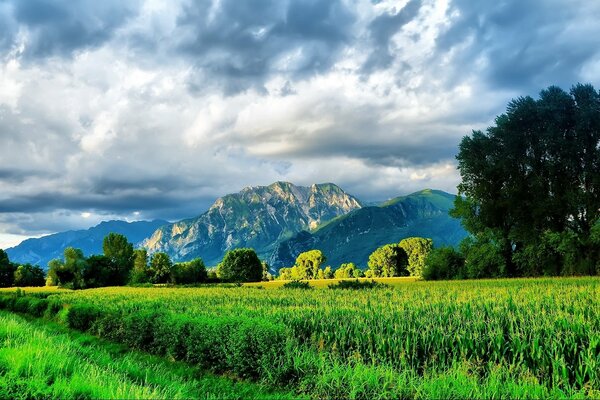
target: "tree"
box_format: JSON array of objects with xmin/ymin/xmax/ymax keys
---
[
  {"xmin": 367, "ymin": 244, "xmax": 408, "ymax": 277},
  {"xmin": 422, "ymin": 247, "xmax": 465, "ymax": 281},
  {"xmin": 149, "ymin": 252, "xmax": 173, "ymax": 284},
  {"xmin": 453, "ymin": 84, "xmax": 600, "ymax": 277},
  {"xmin": 294, "ymin": 250, "xmax": 326, "ymax": 280},
  {"xmin": 103, "ymin": 233, "xmax": 134, "ymax": 285},
  {"xmin": 216, "ymin": 248, "xmax": 263, "ymax": 282},
  {"xmin": 130, "ymin": 249, "xmax": 150, "ymax": 284},
  {"xmin": 172, "ymin": 258, "xmax": 207, "ymax": 284},
  {"xmin": 46, "ymin": 259, "xmax": 61, "ymax": 286},
  {"xmin": 48, "ymin": 247, "xmax": 87, "ymax": 289},
  {"xmin": 0, "ymin": 249, "xmax": 16, "ymax": 287},
  {"xmin": 13, "ymin": 264, "xmax": 46, "ymax": 287},
  {"xmin": 399, "ymin": 237, "xmax": 433, "ymax": 278},
  {"xmin": 82, "ymin": 255, "xmax": 112, "ymax": 288},
  {"xmin": 334, "ymin": 263, "xmax": 363, "ymax": 279},
  {"xmin": 323, "ymin": 266, "xmax": 334, "ymax": 279}
]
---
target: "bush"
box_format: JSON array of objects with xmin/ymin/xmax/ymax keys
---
[
  {"xmin": 67, "ymin": 304, "xmax": 102, "ymax": 332},
  {"xmin": 328, "ymin": 279, "xmax": 386, "ymax": 290},
  {"xmin": 422, "ymin": 247, "xmax": 466, "ymax": 280},
  {"xmin": 281, "ymin": 280, "xmax": 313, "ymax": 290}
]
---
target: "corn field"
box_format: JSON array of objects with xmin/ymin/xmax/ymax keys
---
[{"xmin": 1, "ymin": 277, "xmax": 598, "ymax": 398}]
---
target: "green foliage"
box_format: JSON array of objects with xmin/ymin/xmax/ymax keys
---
[
  {"xmin": 103, "ymin": 233, "xmax": 134, "ymax": 285},
  {"xmin": 172, "ymin": 258, "xmax": 207, "ymax": 284},
  {"xmin": 367, "ymin": 244, "xmax": 408, "ymax": 277},
  {"xmin": 0, "ymin": 312, "xmax": 295, "ymax": 400},
  {"xmin": 422, "ymin": 247, "xmax": 465, "ymax": 280},
  {"xmin": 0, "ymin": 249, "xmax": 15, "ymax": 288},
  {"xmin": 399, "ymin": 237, "xmax": 433, "ymax": 278},
  {"xmin": 216, "ymin": 248, "xmax": 263, "ymax": 282},
  {"xmin": 281, "ymin": 280, "xmax": 312, "ymax": 290},
  {"xmin": 453, "ymin": 83, "xmax": 600, "ymax": 277},
  {"xmin": 328, "ymin": 279, "xmax": 385, "ymax": 290},
  {"xmin": 130, "ymin": 248, "xmax": 150, "ymax": 284},
  {"xmin": 149, "ymin": 252, "xmax": 173, "ymax": 284},
  {"xmin": 333, "ymin": 262, "xmax": 363, "ymax": 279},
  {"xmin": 82, "ymin": 255, "xmax": 112, "ymax": 288},
  {"xmin": 47, "ymin": 247, "xmax": 87, "ymax": 289},
  {"xmin": 294, "ymin": 250, "xmax": 326, "ymax": 280},
  {"xmin": 13, "ymin": 264, "xmax": 46, "ymax": 287},
  {"xmin": 460, "ymin": 236, "xmax": 505, "ymax": 279}
]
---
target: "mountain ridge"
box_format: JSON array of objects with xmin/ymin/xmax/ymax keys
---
[
  {"xmin": 141, "ymin": 181, "xmax": 363, "ymax": 266},
  {"xmin": 268, "ymin": 189, "xmax": 466, "ymax": 270},
  {"xmin": 6, "ymin": 219, "xmax": 168, "ymax": 268}
]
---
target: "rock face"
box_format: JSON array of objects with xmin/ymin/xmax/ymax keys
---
[
  {"xmin": 268, "ymin": 189, "xmax": 467, "ymax": 271},
  {"xmin": 6, "ymin": 220, "xmax": 168, "ymax": 269},
  {"xmin": 142, "ymin": 182, "xmax": 363, "ymax": 266}
]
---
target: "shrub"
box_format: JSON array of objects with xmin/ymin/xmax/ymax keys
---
[
  {"xmin": 328, "ymin": 279, "xmax": 386, "ymax": 290},
  {"xmin": 66, "ymin": 304, "xmax": 102, "ymax": 332},
  {"xmin": 281, "ymin": 280, "xmax": 313, "ymax": 290},
  {"xmin": 422, "ymin": 247, "xmax": 466, "ymax": 280}
]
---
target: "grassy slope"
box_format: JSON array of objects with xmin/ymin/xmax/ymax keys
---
[{"xmin": 0, "ymin": 311, "xmax": 300, "ymax": 400}]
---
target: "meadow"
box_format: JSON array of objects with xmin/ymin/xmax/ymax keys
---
[{"xmin": 0, "ymin": 277, "xmax": 598, "ymax": 398}]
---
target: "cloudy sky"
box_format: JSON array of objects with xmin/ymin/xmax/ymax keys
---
[{"xmin": 1, "ymin": 0, "xmax": 599, "ymax": 247}]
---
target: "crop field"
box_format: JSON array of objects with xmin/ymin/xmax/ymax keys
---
[
  {"xmin": 1, "ymin": 277, "xmax": 599, "ymax": 398},
  {"xmin": 0, "ymin": 311, "xmax": 296, "ymax": 399}
]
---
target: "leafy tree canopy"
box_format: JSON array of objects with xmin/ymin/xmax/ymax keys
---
[
  {"xmin": 217, "ymin": 248, "xmax": 263, "ymax": 282},
  {"xmin": 453, "ymin": 83, "xmax": 600, "ymax": 277},
  {"xmin": 367, "ymin": 244, "xmax": 408, "ymax": 277}
]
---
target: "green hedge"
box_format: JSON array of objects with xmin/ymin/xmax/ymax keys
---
[{"xmin": 0, "ymin": 292, "xmax": 289, "ymax": 383}]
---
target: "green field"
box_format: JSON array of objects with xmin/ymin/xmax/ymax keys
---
[
  {"xmin": 0, "ymin": 311, "xmax": 296, "ymax": 399},
  {"xmin": 1, "ymin": 277, "xmax": 599, "ymax": 398}
]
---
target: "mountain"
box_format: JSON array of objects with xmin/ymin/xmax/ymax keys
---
[
  {"xmin": 268, "ymin": 189, "xmax": 467, "ymax": 270},
  {"xmin": 142, "ymin": 182, "xmax": 362, "ymax": 266},
  {"xmin": 6, "ymin": 220, "xmax": 168, "ymax": 268}
]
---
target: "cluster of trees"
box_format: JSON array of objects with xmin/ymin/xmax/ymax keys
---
[
  {"xmin": 0, "ymin": 249, "xmax": 46, "ymax": 287},
  {"xmin": 277, "ymin": 237, "xmax": 433, "ymax": 280},
  {"xmin": 1, "ymin": 234, "xmax": 276, "ymax": 289},
  {"xmin": 425, "ymin": 83, "xmax": 600, "ymax": 280}
]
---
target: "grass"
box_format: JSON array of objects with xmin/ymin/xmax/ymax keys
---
[
  {"xmin": 244, "ymin": 276, "xmax": 417, "ymax": 288},
  {"xmin": 0, "ymin": 311, "xmax": 300, "ymax": 399},
  {"xmin": 0, "ymin": 277, "xmax": 598, "ymax": 398}
]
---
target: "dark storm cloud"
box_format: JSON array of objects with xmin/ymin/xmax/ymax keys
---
[
  {"xmin": 436, "ymin": 0, "xmax": 600, "ymax": 92},
  {"xmin": 362, "ymin": 0, "xmax": 423, "ymax": 72},
  {"xmin": 1, "ymin": 0, "xmax": 599, "ymax": 239},
  {"xmin": 176, "ymin": 0, "xmax": 356, "ymax": 93},
  {"xmin": 0, "ymin": 0, "xmax": 140, "ymax": 60}
]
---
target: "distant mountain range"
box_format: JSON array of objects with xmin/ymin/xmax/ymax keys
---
[
  {"xmin": 6, "ymin": 220, "xmax": 168, "ymax": 268},
  {"xmin": 6, "ymin": 182, "xmax": 467, "ymax": 272}
]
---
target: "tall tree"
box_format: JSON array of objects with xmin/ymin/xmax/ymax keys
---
[
  {"xmin": 453, "ymin": 84, "xmax": 600, "ymax": 276},
  {"xmin": 103, "ymin": 233, "xmax": 134, "ymax": 285},
  {"xmin": 399, "ymin": 237, "xmax": 433, "ymax": 278},
  {"xmin": 149, "ymin": 252, "xmax": 173, "ymax": 284},
  {"xmin": 130, "ymin": 249, "xmax": 150, "ymax": 284},
  {"xmin": 367, "ymin": 244, "xmax": 408, "ymax": 277},
  {"xmin": 0, "ymin": 249, "xmax": 16, "ymax": 287}
]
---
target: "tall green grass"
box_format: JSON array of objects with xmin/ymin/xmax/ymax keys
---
[
  {"xmin": 1, "ymin": 277, "xmax": 598, "ymax": 398},
  {"xmin": 0, "ymin": 311, "xmax": 300, "ymax": 399}
]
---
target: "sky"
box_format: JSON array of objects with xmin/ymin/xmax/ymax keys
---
[{"xmin": 1, "ymin": 0, "xmax": 600, "ymax": 248}]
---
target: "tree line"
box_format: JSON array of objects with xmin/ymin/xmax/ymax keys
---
[{"xmin": 277, "ymin": 237, "xmax": 433, "ymax": 280}]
